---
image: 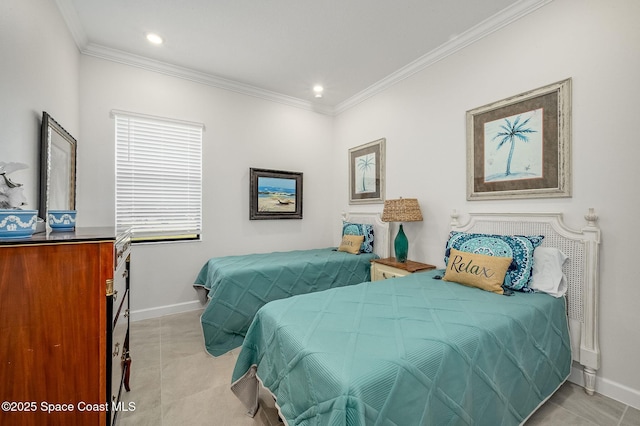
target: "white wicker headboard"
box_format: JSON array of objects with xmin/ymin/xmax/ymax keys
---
[
  {"xmin": 342, "ymin": 212, "xmax": 390, "ymax": 259},
  {"xmin": 450, "ymin": 209, "xmax": 601, "ymax": 395}
]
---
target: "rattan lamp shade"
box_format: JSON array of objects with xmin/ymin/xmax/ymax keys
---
[
  {"xmin": 381, "ymin": 198, "xmax": 422, "ymax": 263},
  {"xmin": 381, "ymin": 198, "xmax": 423, "ymax": 222}
]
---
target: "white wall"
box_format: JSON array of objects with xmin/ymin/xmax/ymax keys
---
[
  {"xmin": 333, "ymin": 0, "xmax": 640, "ymax": 409},
  {"xmin": 0, "ymin": 0, "xmax": 79, "ymax": 207},
  {"xmin": 3, "ymin": 0, "xmax": 638, "ymax": 410},
  {"xmin": 78, "ymin": 56, "xmax": 335, "ymax": 317}
]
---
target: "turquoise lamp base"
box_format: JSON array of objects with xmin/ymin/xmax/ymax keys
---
[{"xmin": 394, "ymin": 224, "xmax": 409, "ymax": 263}]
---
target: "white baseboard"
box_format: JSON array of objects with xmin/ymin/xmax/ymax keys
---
[
  {"xmin": 130, "ymin": 300, "xmax": 204, "ymax": 322},
  {"xmin": 569, "ymin": 365, "xmax": 640, "ymax": 410}
]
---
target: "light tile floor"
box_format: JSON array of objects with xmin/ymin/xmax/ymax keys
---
[{"xmin": 117, "ymin": 310, "xmax": 640, "ymax": 426}]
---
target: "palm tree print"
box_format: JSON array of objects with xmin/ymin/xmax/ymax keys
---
[
  {"xmin": 356, "ymin": 154, "xmax": 375, "ymax": 193},
  {"xmin": 492, "ymin": 114, "xmax": 537, "ymax": 176}
]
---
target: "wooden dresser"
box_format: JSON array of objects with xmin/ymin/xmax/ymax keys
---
[{"xmin": 0, "ymin": 227, "xmax": 131, "ymax": 426}]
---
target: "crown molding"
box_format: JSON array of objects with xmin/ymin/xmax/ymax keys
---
[
  {"xmin": 55, "ymin": 0, "xmax": 88, "ymax": 49},
  {"xmin": 55, "ymin": 0, "xmax": 551, "ymax": 117},
  {"xmin": 81, "ymin": 43, "xmax": 335, "ymax": 115},
  {"xmin": 54, "ymin": 0, "xmax": 334, "ymax": 115},
  {"xmin": 333, "ymin": 0, "xmax": 553, "ymax": 115}
]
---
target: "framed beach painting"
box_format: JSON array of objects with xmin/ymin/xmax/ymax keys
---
[
  {"xmin": 466, "ymin": 78, "xmax": 572, "ymax": 200},
  {"xmin": 250, "ymin": 168, "xmax": 303, "ymax": 220},
  {"xmin": 349, "ymin": 138, "xmax": 385, "ymax": 204}
]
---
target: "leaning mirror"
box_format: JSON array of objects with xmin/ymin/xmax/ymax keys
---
[{"xmin": 39, "ymin": 112, "xmax": 77, "ymax": 217}]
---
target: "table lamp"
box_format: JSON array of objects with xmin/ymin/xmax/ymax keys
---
[{"xmin": 381, "ymin": 198, "xmax": 423, "ymax": 263}]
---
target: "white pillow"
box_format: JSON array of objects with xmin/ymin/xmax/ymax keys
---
[{"xmin": 530, "ymin": 247, "xmax": 568, "ymax": 297}]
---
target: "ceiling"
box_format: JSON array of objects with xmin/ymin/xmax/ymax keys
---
[{"xmin": 56, "ymin": 0, "xmax": 549, "ymax": 114}]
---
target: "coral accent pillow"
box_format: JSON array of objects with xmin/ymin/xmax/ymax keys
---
[
  {"xmin": 443, "ymin": 248, "xmax": 512, "ymax": 294},
  {"xmin": 337, "ymin": 234, "xmax": 365, "ymax": 254}
]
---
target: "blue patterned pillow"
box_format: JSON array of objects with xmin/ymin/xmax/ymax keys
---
[
  {"xmin": 342, "ymin": 222, "xmax": 374, "ymax": 253},
  {"xmin": 444, "ymin": 232, "xmax": 544, "ymax": 291}
]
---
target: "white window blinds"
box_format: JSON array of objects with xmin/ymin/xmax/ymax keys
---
[{"xmin": 114, "ymin": 110, "xmax": 203, "ymax": 241}]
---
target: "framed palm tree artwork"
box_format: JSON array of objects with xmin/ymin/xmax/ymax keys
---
[
  {"xmin": 466, "ymin": 78, "xmax": 572, "ymax": 200},
  {"xmin": 349, "ymin": 138, "xmax": 385, "ymax": 204}
]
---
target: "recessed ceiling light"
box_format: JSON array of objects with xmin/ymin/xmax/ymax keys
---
[
  {"xmin": 146, "ymin": 33, "xmax": 163, "ymax": 45},
  {"xmin": 313, "ymin": 85, "xmax": 324, "ymax": 98}
]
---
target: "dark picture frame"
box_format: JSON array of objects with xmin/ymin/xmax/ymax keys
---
[
  {"xmin": 348, "ymin": 138, "xmax": 385, "ymax": 204},
  {"xmin": 250, "ymin": 168, "xmax": 303, "ymax": 220},
  {"xmin": 39, "ymin": 111, "xmax": 77, "ymax": 216},
  {"xmin": 466, "ymin": 79, "xmax": 572, "ymax": 200}
]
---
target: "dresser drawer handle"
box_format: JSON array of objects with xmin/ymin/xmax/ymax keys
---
[
  {"xmin": 106, "ymin": 279, "xmax": 114, "ymax": 296},
  {"xmin": 113, "ymin": 342, "xmax": 120, "ymax": 357},
  {"xmin": 113, "ymin": 290, "xmax": 118, "ymax": 302},
  {"xmin": 124, "ymin": 309, "xmax": 130, "ymax": 318}
]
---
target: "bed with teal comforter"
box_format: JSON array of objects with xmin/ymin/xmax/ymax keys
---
[
  {"xmin": 231, "ymin": 269, "xmax": 571, "ymax": 425},
  {"xmin": 195, "ymin": 248, "xmax": 378, "ymax": 357}
]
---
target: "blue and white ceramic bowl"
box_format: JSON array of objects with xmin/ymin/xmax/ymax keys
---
[
  {"xmin": 48, "ymin": 210, "xmax": 77, "ymax": 231},
  {"xmin": 0, "ymin": 209, "xmax": 38, "ymax": 239}
]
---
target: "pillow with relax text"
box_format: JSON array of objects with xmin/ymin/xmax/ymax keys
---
[
  {"xmin": 444, "ymin": 231, "xmax": 543, "ymax": 292},
  {"xmin": 342, "ymin": 222, "xmax": 374, "ymax": 253},
  {"xmin": 337, "ymin": 234, "xmax": 365, "ymax": 254},
  {"xmin": 443, "ymin": 249, "xmax": 512, "ymax": 294}
]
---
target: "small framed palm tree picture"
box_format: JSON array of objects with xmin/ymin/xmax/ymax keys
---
[
  {"xmin": 466, "ymin": 78, "xmax": 572, "ymax": 200},
  {"xmin": 349, "ymin": 138, "xmax": 385, "ymax": 204}
]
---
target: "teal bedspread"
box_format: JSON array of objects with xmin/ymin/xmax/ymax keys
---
[
  {"xmin": 195, "ymin": 248, "xmax": 378, "ymax": 356},
  {"xmin": 231, "ymin": 269, "xmax": 571, "ymax": 425}
]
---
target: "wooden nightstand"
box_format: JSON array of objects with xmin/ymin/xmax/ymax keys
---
[{"xmin": 370, "ymin": 257, "xmax": 436, "ymax": 281}]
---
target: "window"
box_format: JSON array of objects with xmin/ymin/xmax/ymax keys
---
[{"xmin": 113, "ymin": 110, "xmax": 203, "ymax": 242}]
